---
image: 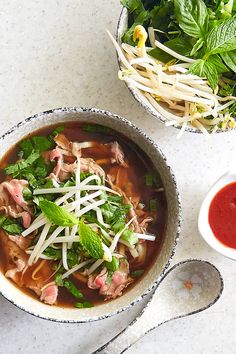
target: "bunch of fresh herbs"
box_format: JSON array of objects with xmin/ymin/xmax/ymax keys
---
[{"xmin": 121, "ymin": 0, "xmax": 236, "ymax": 91}]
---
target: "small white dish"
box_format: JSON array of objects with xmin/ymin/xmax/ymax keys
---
[{"xmin": 198, "ymin": 171, "xmax": 236, "ymax": 260}]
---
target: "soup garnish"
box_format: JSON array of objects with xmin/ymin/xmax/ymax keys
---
[
  {"xmin": 0, "ymin": 122, "xmax": 166, "ymax": 308},
  {"xmin": 110, "ymin": 0, "xmax": 236, "ymax": 137}
]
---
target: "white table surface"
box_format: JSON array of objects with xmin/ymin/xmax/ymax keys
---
[{"xmin": 0, "ymin": 1, "xmax": 236, "ymax": 353}]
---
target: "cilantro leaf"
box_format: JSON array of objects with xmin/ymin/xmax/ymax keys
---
[
  {"xmin": 104, "ymin": 256, "xmax": 119, "ymax": 271},
  {"xmin": 63, "ymin": 280, "xmax": 85, "ymax": 299},
  {"xmin": 51, "ymin": 125, "xmax": 65, "ymax": 137},
  {"xmin": 5, "ymin": 150, "xmax": 41, "ymax": 176},
  {"xmin": 39, "ymin": 200, "xmax": 79, "ymax": 227},
  {"xmin": 75, "ymin": 301, "xmax": 93, "ymax": 308},
  {"xmin": 79, "ymin": 220, "xmax": 104, "ymax": 260},
  {"xmin": 0, "ymin": 214, "xmax": 23, "ymax": 234},
  {"xmin": 20, "ymin": 136, "xmax": 53, "ymax": 158},
  {"xmin": 55, "ymin": 275, "xmax": 84, "ymax": 299},
  {"xmin": 44, "ymin": 247, "xmax": 62, "ymax": 260},
  {"xmin": 131, "ymin": 269, "xmax": 144, "ymax": 278},
  {"xmin": 174, "ymin": 0, "xmax": 209, "ymax": 38},
  {"xmin": 82, "ymin": 124, "xmax": 111, "ymax": 133},
  {"xmin": 121, "ymin": 229, "xmax": 138, "ymax": 246},
  {"xmin": 55, "ymin": 274, "xmax": 64, "ymax": 286}
]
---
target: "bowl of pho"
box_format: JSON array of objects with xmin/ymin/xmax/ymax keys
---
[
  {"xmin": 113, "ymin": 0, "xmax": 236, "ymax": 138},
  {"xmin": 0, "ymin": 107, "xmax": 181, "ymax": 322}
]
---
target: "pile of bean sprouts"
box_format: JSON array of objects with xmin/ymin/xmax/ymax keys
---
[{"xmin": 108, "ymin": 26, "xmax": 236, "ymax": 138}]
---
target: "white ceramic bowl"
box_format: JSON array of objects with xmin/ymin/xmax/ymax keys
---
[
  {"xmin": 0, "ymin": 107, "xmax": 181, "ymax": 322},
  {"xmin": 116, "ymin": 7, "xmax": 230, "ymax": 135},
  {"xmin": 198, "ymin": 171, "xmax": 236, "ymax": 260}
]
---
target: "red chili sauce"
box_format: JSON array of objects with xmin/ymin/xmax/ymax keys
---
[{"xmin": 209, "ymin": 181, "xmax": 236, "ymax": 249}]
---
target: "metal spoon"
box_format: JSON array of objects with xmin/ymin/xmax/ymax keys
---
[{"xmin": 94, "ymin": 259, "xmax": 223, "ymax": 354}]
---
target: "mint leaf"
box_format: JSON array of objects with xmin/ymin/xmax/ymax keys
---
[
  {"xmin": 208, "ymin": 55, "xmax": 229, "ymax": 74},
  {"xmin": 79, "ymin": 220, "xmax": 104, "ymax": 260},
  {"xmin": 39, "ymin": 200, "xmax": 79, "ymax": 227},
  {"xmin": 206, "ymin": 17, "xmax": 236, "ymax": 55},
  {"xmin": 174, "ymin": 0, "xmax": 208, "ymax": 38},
  {"xmin": 189, "ymin": 58, "xmax": 218, "ymax": 89},
  {"xmin": 190, "ymin": 37, "xmax": 204, "ymax": 56},
  {"xmin": 221, "ymin": 50, "xmax": 236, "ymax": 73}
]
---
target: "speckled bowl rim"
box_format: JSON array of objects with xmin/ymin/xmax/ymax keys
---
[
  {"xmin": 0, "ymin": 106, "xmax": 182, "ymax": 323},
  {"xmin": 116, "ymin": 7, "xmax": 233, "ymax": 135}
]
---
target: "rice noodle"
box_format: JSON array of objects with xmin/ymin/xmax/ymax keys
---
[{"xmin": 32, "ymin": 260, "xmax": 47, "ymax": 280}]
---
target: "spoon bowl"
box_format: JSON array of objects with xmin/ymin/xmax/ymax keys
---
[
  {"xmin": 95, "ymin": 259, "xmax": 223, "ymax": 354},
  {"xmin": 198, "ymin": 170, "xmax": 236, "ymax": 260}
]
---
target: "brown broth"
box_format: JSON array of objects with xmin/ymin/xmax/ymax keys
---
[{"xmin": 0, "ymin": 121, "xmax": 167, "ymax": 307}]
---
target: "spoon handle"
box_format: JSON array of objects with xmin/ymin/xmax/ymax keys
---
[
  {"xmin": 94, "ymin": 294, "xmax": 169, "ymax": 354},
  {"xmin": 95, "ymin": 304, "xmax": 154, "ymax": 354}
]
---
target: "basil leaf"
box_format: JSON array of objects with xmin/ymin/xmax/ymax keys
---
[
  {"xmin": 221, "ymin": 50, "xmax": 236, "ymax": 73},
  {"xmin": 121, "ymin": 0, "xmax": 145, "ymax": 17},
  {"xmin": 149, "ymin": 1, "xmax": 176, "ymax": 33},
  {"xmin": 79, "ymin": 220, "xmax": 104, "ymax": 260},
  {"xmin": 174, "ymin": 0, "xmax": 208, "ymax": 38},
  {"xmin": 39, "ymin": 200, "xmax": 79, "ymax": 227},
  {"xmin": 218, "ymin": 83, "xmax": 235, "ymax": 97},
  {"xmin": 206, "ymin": 17, "xmax": 236, "ymax": 55},
  {"xmin": 122, "ymin": 10, "xmax": 150, "ymax": 45},
  {"xmin": 189, "ymin": 58, "xmax": 218, "ymax": 89}
]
